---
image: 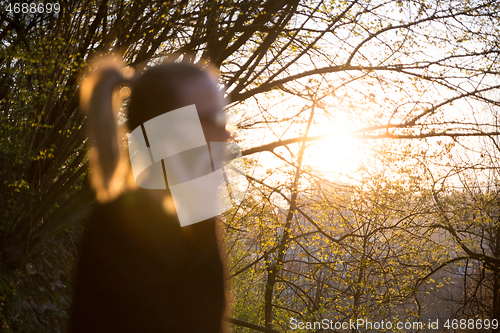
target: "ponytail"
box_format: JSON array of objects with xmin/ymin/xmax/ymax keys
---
[{"xmin": 80, "ymin": 56, "xmax": 135, "ymax": 202}]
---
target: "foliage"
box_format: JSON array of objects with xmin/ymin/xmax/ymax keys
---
[{"xmin": 0, "ymin": 226, "xmax": 81, "ymax": 332}]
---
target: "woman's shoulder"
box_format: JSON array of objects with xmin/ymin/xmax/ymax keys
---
[
  {"xmin": 92, "ymin": 188, "xmax": 174, "ymax": 219},
  {"xmin": 85, "ymin": 189, "xmax": 181, "ymax": 240},
  {"xmin": 85, "ymin": 188, "xmax": 218, "ymax": 255}
]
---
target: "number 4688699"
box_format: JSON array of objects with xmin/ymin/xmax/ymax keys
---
[
  {"xmin": 6, "ymin": 3, "xmax": 60, "ymax": 14},
  {"xmin": 444, "ymin": 318, "xmax": 498, "ymax": 330}
]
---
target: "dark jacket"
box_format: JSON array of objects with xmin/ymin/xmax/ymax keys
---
[{"xmin": 69, "ymin": 189, "xmax": 226, "ymax": 332}]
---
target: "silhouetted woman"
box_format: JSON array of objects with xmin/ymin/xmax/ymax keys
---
[{"xmin": 69, "ymin": 56, "xmax": 230, "ymax": 332}]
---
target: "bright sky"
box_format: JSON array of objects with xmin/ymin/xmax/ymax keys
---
[{"xmin": 223, "ymin": 0, "xmax": 500, "ymax": 196}]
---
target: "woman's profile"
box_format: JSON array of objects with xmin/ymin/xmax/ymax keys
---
[{"xmin": 69, "ymin": 56, "xmax": 230, "ymax": 333}]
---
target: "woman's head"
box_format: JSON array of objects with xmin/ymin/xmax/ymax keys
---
[
  {"xmin": 80, "ymin": 56, "xmax": 230, "ymax": 202},
  {"xmin": 128, "ymin": 62, "xmax": 230, "ymax": 142}
]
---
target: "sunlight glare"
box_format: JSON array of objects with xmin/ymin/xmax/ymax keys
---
[{"xmin": 305, "ymin": 122, "xmax": 361, "ymax": 178}]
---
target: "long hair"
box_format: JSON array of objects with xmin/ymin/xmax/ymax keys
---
[{"xmin": 79, "ymin": 56, "xmax": 135, "ymax": 202}]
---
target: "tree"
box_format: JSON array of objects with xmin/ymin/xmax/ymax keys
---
[
  {"xmin": 414, "ymin": 133, "xmax": 500, "ymax": 328},
  {"xmin": 223, "ymin": 1, "xmax": 500, "ymax": 327}
]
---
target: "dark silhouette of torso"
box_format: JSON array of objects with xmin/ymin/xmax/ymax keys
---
[{"xmin": 69, "ymin": 188, "xmax": 226, "ymax": 332}]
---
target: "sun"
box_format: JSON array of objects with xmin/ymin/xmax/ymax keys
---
[{"xmin": 304, "ymin": 121, "xmax": 361, "ymax": 179}]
